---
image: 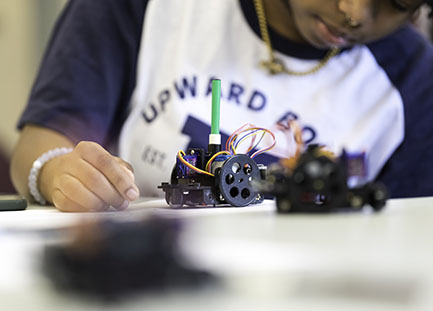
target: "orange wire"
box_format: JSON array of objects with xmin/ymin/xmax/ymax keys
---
[
  {"xmin": 177, "ymin": 150, "xmax": 214, "ymax": 177},
  {"xmin": 176, "ymin": 124, "xmax": 275, "ymax": 177},
  {"xmin": 205, "ymin": 151, "xmax": 231, "ymax": 172}
]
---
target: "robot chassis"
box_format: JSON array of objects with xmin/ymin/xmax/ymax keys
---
[
  {"xmin": 258, "ymin": 144, "xmax": 388, "ymax": 213},
  {"xmin": 159, "ymin": 148, "xmax": 266, "ymax": 208}
]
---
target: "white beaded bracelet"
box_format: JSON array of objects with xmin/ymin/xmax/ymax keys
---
[{"xmin": 28, "ymin": 147, "xmax": 73, "ymax": 205}]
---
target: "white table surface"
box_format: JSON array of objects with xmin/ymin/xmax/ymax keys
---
[{"xmin": 1, "ymin": 196, "xmax": 433, "ymax": 311}]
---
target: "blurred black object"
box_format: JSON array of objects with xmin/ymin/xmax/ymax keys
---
[
  {"xmin": 43, "ymin": 216, "xmax": 215, "ymax": 300},
  {"xmin": 257, "ymin": 145, "xmax": 388, "ymax": 213}
]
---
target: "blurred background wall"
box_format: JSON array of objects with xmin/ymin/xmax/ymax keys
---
[{"xmin": 0, "ymin": 0, "xmax": 66, "ymax": 192}]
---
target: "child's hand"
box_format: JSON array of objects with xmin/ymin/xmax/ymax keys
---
[{"xmin": 39, "ymin": 141, "xmax": 140, "ymax": 212}]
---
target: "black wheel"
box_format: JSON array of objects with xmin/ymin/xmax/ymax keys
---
[
  {"xmin": 202, "ymin": 189, "xmax": 217, "ymax": 206},
  {"xmin": 276, "ymin": 197, "xmax": 292, "ymax": 213},
  {"xmin": 218, "ymin": 155, "xmax": 261, "ymax": 207},
  {"xmin": 165, "ymin": 189, "xmax": 184, "ymax": 208},
  {"xmin": 368, "ymin": 183, "xmax": 388, "ymax": 211}
]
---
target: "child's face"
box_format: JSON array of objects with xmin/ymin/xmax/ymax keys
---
[{"xmin": 287, "ymin": 0, "xmax": 424, "ymax": 48}]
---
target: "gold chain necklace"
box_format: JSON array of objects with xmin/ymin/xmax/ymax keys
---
[{"xmin": 253, "ymin": 0, "xmax": 340, "ymax": 76}]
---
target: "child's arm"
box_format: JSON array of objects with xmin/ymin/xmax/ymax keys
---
[{"xmin": 11, "ymin": 125, "xmax": 139, "ymax": 212}]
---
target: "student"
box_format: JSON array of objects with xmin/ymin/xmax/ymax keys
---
[{"xmin": 10, "ymin": 0, "xmax": 433, "ymax": 212}]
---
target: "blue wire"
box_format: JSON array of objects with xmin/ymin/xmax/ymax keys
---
[
  {"xmin": 234, "ymin": 129, "xmax": 263, "ymax": 151},
  {"xmin": 250, "ymin": 132, "xmax": 266, "ymax": 152}
]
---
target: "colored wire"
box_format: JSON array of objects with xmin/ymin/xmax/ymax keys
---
[
  {"xmin": 177, "ymin": 150, "xmax": 214, "ymax": 177},
  {"xmin": 251, "ymin": 129, "xmax": 276, "ymax": 158},
  {"xmin": 225, "ymin": 124, "xmax": 253, "ymax": 151},
  {"xmin": 176, "ymin": 124, "xmax": 276, "ymax": 177},
  {"xmin": 276, "ymin": 120, "xmax": 304, "ymax": 158},
  {"xmin": 232, "ymin": 131, "xmax": 258, "ymax": 154},
  {"xmin": 234, "ymin": 129, "xmax": 262, "ymax": 151},
  {"xmin": 276, "ymin": 119, "xmax": 306, "ymax": 171},
  {"xmin": 227, "ymin": 125, "xmax": 257, "ymax": 154},
  {"xmin": 249, "ymin": 131, "xmax": 266, "ymax": 153},
  {"xmin": 205, "ymin": 151, "xmax": 231, "ymax": 173},
  {"xmin": 227, "ymin": 126, "xmax": 276, "ymax": 158}
]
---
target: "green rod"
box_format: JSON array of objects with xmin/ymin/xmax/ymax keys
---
[{"xmin": 211, "ymin": 79, "xmax": 221, "ymax": 135}]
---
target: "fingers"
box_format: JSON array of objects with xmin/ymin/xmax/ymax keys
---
[
  {"xmin": 52, "ymin": 189, "xmax": 92, "ymax": 213},
  {"xmin": 75, "ymin": 142, "xmax": 140, "ymax": 203},
  {"xmin": 55, "ymin": 174, "xmax": 109, "ymax": 212},
  {"xmin": 43, "ymin": 141, "xmax": 140, "ymax": 212},
  {"xmin": 68, "ymin": 158, "xmax": 129, "ymax": 209},
  {"xmin": 52, "ymin": 170, "xmax": 130, "ymax": 212},
  {"xmin": 115, "ymin": 157, "xmax": 134, "ymax": 174}
]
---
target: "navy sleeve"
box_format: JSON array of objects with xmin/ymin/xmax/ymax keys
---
[
  {"xmin": 18, "ymin": 0, "xmax": 148, "ymax": 147},
  {"xmin": 369, "ymin": 26, "xmax": 433, "ymax": 198}
]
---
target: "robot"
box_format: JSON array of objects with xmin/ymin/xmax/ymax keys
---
[
  {"xmin": 158, "ymin": 149, "xmax": 266, "ymax": 208},
  {"xmin": 158, "ymin": 79, "xmax": 269, "ymax": 208},
  {"xmin": 257, "ymin": 144, "xmax": 388, "ymax": 213}
]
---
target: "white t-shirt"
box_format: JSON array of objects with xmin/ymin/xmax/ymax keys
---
[{"xmin": 19, "ymin": 0, "xmax": 433, "ymax": 198}]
